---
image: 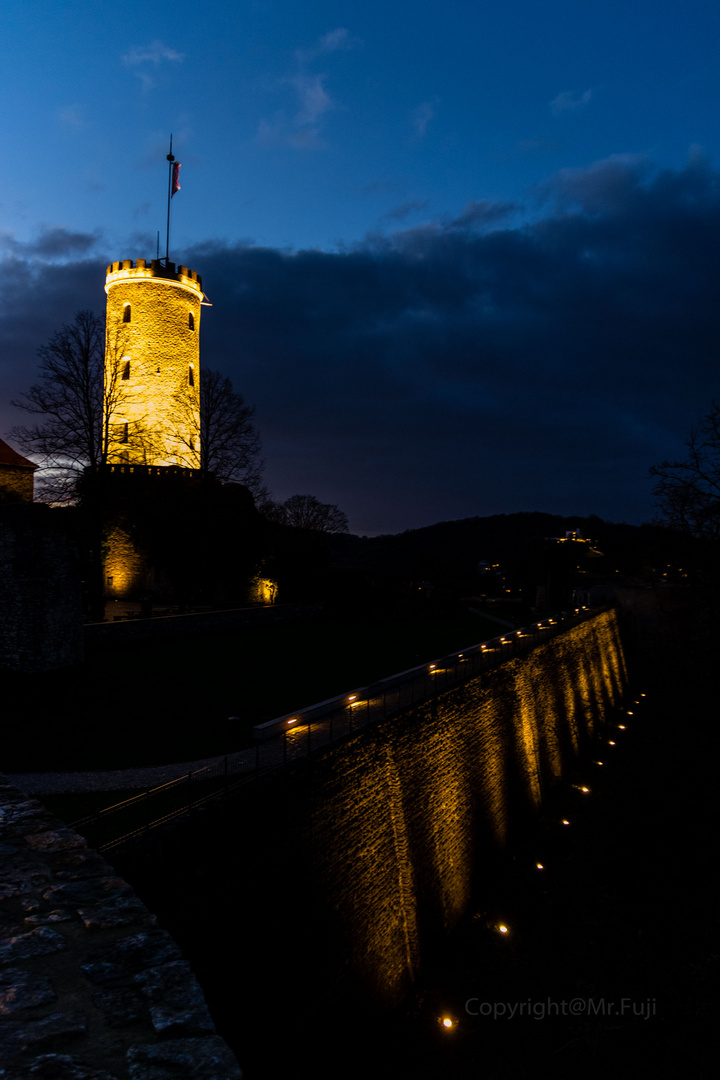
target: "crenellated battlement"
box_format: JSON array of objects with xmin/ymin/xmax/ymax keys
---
[{"xmin": 105, "ymin": 259, "xmax": 203, "ymax": 295}]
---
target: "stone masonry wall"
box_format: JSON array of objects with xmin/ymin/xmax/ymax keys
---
[
  {"xmin": 111, "ymin": 608, "xmax": 627, "ymax": 1040},
  {"xmin": 0, "ymin": 781, "xmax": 242, "ymax": 1079}
]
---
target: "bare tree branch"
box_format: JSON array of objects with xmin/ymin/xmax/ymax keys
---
[
  {"xmin": 10, "ymin": 311, "xmax": 108, "ymax": 499},
  {"xmin": 174, "ymin": 368, "xmax": 266, "ymax": 495},
  {"xmin": 265, "ymin": 493, "xmax": 349, "ymax": 534},
  {"xmin": 650, "ymin": 402, "xmax": 720, "ymax": 540}
]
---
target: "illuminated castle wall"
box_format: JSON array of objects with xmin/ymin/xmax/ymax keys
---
[
  {"xmin": 104, "ymin": 259, "xmax": 204, "ymax": 468},
  {"xmin": 114, "ymin": 608, "xmax": 627, "ymax": 1015}
]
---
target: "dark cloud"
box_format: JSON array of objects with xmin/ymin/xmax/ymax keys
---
[
  {"xmin": 1, "ymin": 226, "xmax": 101, "ymax": 260},
  {"xmin": 0, "ymin": 257, "xmax": 106, "ymax": 452},
  {"xmin": 450, "ymin": 200, "xmax": 517, "ymax": 229},
  {"xmin": 2, "ymin": 158, "xmax": 719, "ymax": 534}
]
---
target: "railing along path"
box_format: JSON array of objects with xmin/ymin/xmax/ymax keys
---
[{"xmin": 71, "ymin": 608, "xmax": 605, "ymax": 851}]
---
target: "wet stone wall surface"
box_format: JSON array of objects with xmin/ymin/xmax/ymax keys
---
[{"xmin": 0, "ymin": 782, "xmax": 242, "ymax": 1080}]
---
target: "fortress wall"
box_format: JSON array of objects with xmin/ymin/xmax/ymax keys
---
[
  {"xmin": 111, "ymin": 608, "xmax": 627, "ymax": 1034},
  {"xmin": 285, "ymin": 607, "xmax": 626, "ymax": 1005}
]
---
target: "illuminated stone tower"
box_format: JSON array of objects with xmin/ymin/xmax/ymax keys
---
[{"xmin": 104, "ymin": 258, "xmax": 205, "ymax": 469}]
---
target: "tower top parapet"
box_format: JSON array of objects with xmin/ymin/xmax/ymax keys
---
[{"xmin": 105, "ymin": 259, "xmax": 203, "ymax": 297}]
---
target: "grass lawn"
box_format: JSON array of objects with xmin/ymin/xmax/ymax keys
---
[{"xmin": 3, "ymin": 610, "xmax": 503, "ymax": 773}]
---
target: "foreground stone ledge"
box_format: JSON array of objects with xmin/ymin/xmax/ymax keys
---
[{"xmin": 0, "ymin": 781, "xmax": 242, "ymax": 1079}]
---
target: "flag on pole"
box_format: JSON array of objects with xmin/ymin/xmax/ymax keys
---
[{"xmin": 171, "ymin": 162, "xmax": 181, "ymax": 197}]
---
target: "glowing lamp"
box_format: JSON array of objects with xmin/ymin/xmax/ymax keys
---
[
  {"xmin": 442, "ymin": 1017, "xmax": 454, "ymax": 1029},
  {"xmin": 287, "ymin": 719, "xmax": 297, "ymax": 726},
  {"xmin": 536, "ymin": 862, "xmax": 544, "ymax": 870},
  {"xmin": 561, "ymin": 819, "xmax": 570, "ymax": 826}
]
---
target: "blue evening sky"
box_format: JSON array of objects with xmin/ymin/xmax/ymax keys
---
[
  {"xmin": 2, "ymin": 0, "xmax": 719, "ymax": 533},
  {"xmin": 3, "ymin": 0, "xmax": 717, "ymax": 251}
]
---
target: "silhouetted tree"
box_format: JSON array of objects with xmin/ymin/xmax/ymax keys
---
[
  {"xmin": 201, "ymin": 370, "xmax": 264, "ymax": 495},
  {"xmin": 9, "ymin": 311, "xmax": 130, "ymax": 500},
  {"xmin": 171, "ymin": 368, "xmax": 265, "ymax": 497},
  {"xmin": 650, "ymin": 403, "xmax": 720, "ymax": 540},
  {"xmin": 264, "ymin": 493, "xmax": 349, "ymax": 534}
]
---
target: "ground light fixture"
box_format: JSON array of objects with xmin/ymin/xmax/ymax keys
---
[
  {"xmin": 440, "ymin": 1016, "xmax": 456, "ymax": 1031},
  {"xmin": 536, "ymin": 862, "xmax": 544, "ymax": 870}
]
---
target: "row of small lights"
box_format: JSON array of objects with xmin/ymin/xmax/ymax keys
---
[
  {"xmin": 438, "ymin": 689, "xmax": 646, "ymax": 1033},
  {"xmin": 285, "ymin": 690, "xmax": 368, "ymax": 732},
  {"xmin": 283, "ymin": 610, "xmax": 593, "ymax": 736}
]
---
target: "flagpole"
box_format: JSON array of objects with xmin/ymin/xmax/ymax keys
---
[{"xmin": 165, "ymin": 134, "xmax": 174, "ymax": 263}]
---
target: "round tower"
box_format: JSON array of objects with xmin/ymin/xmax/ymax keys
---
[{"xmin": 104, "ymin": 258, "xmax": 205, "ymax": 469}]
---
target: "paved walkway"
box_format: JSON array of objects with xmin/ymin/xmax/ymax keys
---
[{"xmin": 1, "ymin": 754, "xmax": 234, "ymax": 795}]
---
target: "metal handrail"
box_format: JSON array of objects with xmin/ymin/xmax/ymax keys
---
[{"xmin": 70, "ymin": 606, "xmax": 607, "ymax": 850}]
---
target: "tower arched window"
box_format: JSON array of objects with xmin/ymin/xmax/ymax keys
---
[
  {"xmin": 123, "ymin": 304, "xmax": 131, "ymax": 323},
  {"xmin": 121, "ymin": 423, "xmax": 129, "ymax": 443},
  {"xmin": 121, "ymin": 359, "xmax": 130, "ymax": 380},
  {"xmin": 188, "ymin": 312, "xmax": 195, "ymax": 330},
  {"xmin": 188, "ymin": 364, "xmax": 195, "ymax": 386}
]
